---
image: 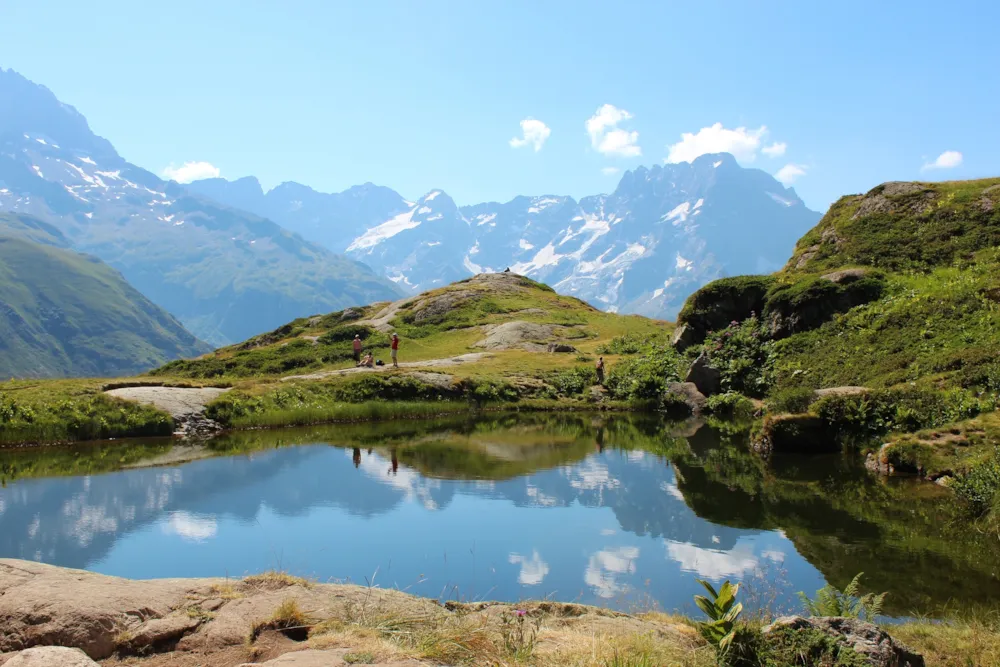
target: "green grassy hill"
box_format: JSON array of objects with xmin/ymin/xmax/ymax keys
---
[
  {"xmin": 677, "ymin": 177, "xmax": 1000, "ymax": 394},
  {"xmin": 0, "ymin": 214, "xmax": 212, "ymax": 378}
]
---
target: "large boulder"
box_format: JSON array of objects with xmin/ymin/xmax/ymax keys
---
[
  {"xmin": 0, "ymin": 560, "xmax": 199, "ymax": 659},
  {"xmin": 670, "ymin": 323, "xmax": 697, "ymax": 352},
  {"xmin": 763, "ymin": 616, "xmax": 924, "ymax": 667},
  {"xmin": 664, "ymin": 382, "xmax": 707, "ymax": 415},
  {"xmin": 1, "ymin": 647, "xmax": 99, "ymax": 667},
  {"xmin": 676, "ymin": 275, "xmax": 776, "ymax": 346},
  {"xmin": 683, "ymin": 353, "xmax": 721, "ymax": 396}
]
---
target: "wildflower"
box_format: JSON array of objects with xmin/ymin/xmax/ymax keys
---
[{"xmin": 515, "ymin": 609, "xmax": 527, "ymax": 617}]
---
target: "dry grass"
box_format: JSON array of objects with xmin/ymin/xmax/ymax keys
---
[
  {"xmin": 243, "ymin": 570, "xmax": 313, "ymax": 590},
  {"xmin": 893, "ymin": 612, "xmax": 1000, "ymax": 667},
  {"xmin": 209, "ymin": 580, "xmax": 244, "ymax": 600}
]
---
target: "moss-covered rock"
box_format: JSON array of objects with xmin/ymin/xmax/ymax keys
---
[
  {"xmin": 751, "ymin": 413, "xmax": 838, "ymax": 456},
  {"xmin": 676, "ymin": 275, "xmax": 776, "ymax": 347}
]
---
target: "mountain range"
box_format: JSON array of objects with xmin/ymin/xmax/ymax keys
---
[
  {"xmin": 0, "ymin": 68, "xmax": 402, "ymax": 347},
  {"xmin": 0, "ymin": 213, "xmax": 210, "ymax": 377},
  {"xmin": 188, "ymin": 154, "xmax": 822, "ymax": 319}
]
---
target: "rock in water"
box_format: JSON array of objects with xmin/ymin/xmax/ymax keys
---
[
  {"xmin": 762, "ymin": 616, "xmax": 925, "ymax": 667},
  {"xmin": 3, "ymin": 647, "xmax": 99, "ymax": 666},
  {"xmin": 684, "ymin": 353, "xmax": 721, "ymax": 396}
]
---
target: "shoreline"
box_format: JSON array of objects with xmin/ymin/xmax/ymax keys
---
[{"xmin": 0, "ymin": 559, "xmax": 974, "ymax": 667}]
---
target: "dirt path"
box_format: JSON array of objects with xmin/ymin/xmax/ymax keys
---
[{"xmin": 281, "ymin": 353, "xmax": 492, "ymax": 382}]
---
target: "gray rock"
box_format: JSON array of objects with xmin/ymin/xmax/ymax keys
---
[
  {"xmin": 547, "ymin": 343, "xmax": 577, "ymax": 353},
  {"xmin": 763, "ymin": 616, "xmax": 924, "ymax": 667},
  {"xmin": 814, "ymin": 386, "xmax": 869, "ymax": 399},
  {"xmin": 821, "ymin": 268, "xmax": 870, "ymax": 284},
  {"xmin": 2, "ymin": 647, "xmax": 99, "ymax": 667},
  {"xmin": 684, "ymin": 353, "xmax": 721, "ymax": 396},
  {"xmin": 664, "ymin": 382, "xmax": 706, "ymax": 415},
  {"xmin": 670, "ymin": 324, "xmax": 696, "ymax": 351}
]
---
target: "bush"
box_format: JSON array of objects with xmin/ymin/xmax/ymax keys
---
[
  {"xmin": 605, "ymin": 353, "xmax": 681, "ymax": 402},
  {"xmin": 677, "ymin": 275, "xmax": 777, "ymax": 337},
  {"xmin": 952, "ymin": 448, "xmax": 1000, "ymax": 517},
  {"xmin": 596, "ymin": 333, "xmax": 646, "ymax": 355},
  {"xmin": 317, "ymin": 324, "xmax": 378, "ymax": 344},
  {"xmin": 705, "ymin": 392, "xmax": 756, "ymax": 420},
  {"xmin": 458, "ymin": 377, "xmax": 521, "ymax": 404},
  {"xmin": 766, "ymin": 387, "xmax": 816, "ymax": 415},
  {"xmin": 547, "ymin": 366, "xmax": 595, "ymax": 396},
  {"xmin": 705, "ymin": 315, "xmax": 775, "ymax": 398},
  {"xmin": 813, "ymin": 387, "xmax": 991, "ymax": 440}
]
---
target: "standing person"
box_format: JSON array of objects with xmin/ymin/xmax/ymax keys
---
[
  {"xmin": 390, "ymin": 333, "xmax": 400, "ymax": 368},
  {"xmin": 595, "ymin": 356, "xmax": 605, "ymax": 386},
  {"xmin": 352, "ymin": 334, "xmax": 362, "ymax": 364}
]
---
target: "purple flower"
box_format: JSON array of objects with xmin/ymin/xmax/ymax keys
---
[{"xmin": 515, "ymin": 610, "xmax": 527, "ymax": 617}]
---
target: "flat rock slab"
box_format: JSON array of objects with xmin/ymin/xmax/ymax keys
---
[
  {"xmin": 105, "ymin": 386, "xmax": 230, "ymax": 419},
  {"xmin": 0, "ymin": 647, "xmax": 98, "ymax": 666},
  {"xmin": 0, "ymin": 559, "xmax": 210, "ymax": 659},
  {"xmin": 281, "ymin": 354, "xmax": 490, "ymax": 382}
]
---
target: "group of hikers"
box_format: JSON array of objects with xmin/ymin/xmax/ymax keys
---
[{"xmin": 352, "ymin": 333, "xmax": 399, "ymax": 369}]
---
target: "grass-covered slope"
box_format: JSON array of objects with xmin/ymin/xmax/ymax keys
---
[
  {"xmin": 0, "ymin": 214, "xmax": 212, "ymax": 378},
  {"xmin": 146, "ymin": 272, "xmax": 678, "ymax": 428},
  {"xmin": 678, "ymin": 178, "xmax": 1000, "ymax": 394}
]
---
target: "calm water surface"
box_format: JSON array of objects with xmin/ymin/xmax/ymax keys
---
[{"xmin": 1, "ymin": 414, "xmax": 997, "ymax": 618}]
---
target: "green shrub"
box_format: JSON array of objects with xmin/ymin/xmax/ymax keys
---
[
  {"xmin": 317, "ymin": 324, "xmax": 378, "ymax": 344},
  {"xmin": 596, "ymin": 333, "xmax": 646, "ymax": 355},
  {"xmin": 0, "ymin": 392, "xmax": 172, "ymax": 445},
  {"xmin": 766, "ymin": 387, "xmax": 816, "ymax": 415},
  {"xmin": 705, "ymin": 315, "xmax": 775, "ymax": 398},
  {"xmin": 605, "ymin": 353, "xmax": 681, "ymax": 402},
  {"xmin": 813, "ymin": 387, "xmax": 991, "ymax": 440},
  {"xmin": 759, "ymin": 626, "xmax": 870, "ymax": 667},
  {"xmin": 546, "ymin": 366, "xmax": 595, "ymax": 396},
  {"xmin": 460, "ymin": 378, "xmax": 521, "ymax": 404},
  {"xmin": 705, "ymin": 392, "xmax": 756, "ymax": 419},
  {"xmin": 797, "ymin": 572, "xmax": 887, "ymax": 621},
  {"xmin": 952, "ymin": 448, "xmax": 1000, "ymax": 517}
]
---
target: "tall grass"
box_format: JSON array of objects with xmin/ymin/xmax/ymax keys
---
[{"xmin": 228, "ymin": 401, "xmax": 474, "ymax": 429}]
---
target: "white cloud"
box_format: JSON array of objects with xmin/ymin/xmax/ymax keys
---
[
  {"xmin": 163, "ymin": 511, "xmax": 217, "ymax": 542},
  {"xmin": 585, "ymin": 546, "xmax": 639, "ymax": 598},
  {"xmin": 665, "ymin": 540, "xmax": 759, "ymax": 580},
  {"xmin": 775, "ymin": 163, "xmax": 807, "ymax": 185},
  {"xmin": 509, "ymin": 550, "xmax": 550, "ymax": 585},
  {"xmin": 162, "ymin": 161, "xmax": 220, "ymax": 183},
  {"xmin": 762, "ymin": 142, "xmax": 787, "ymax": 157},
  {"xmin": 510, "ymin": 118, "xmax": 551, "ymax": 151},
  {"xmin": 666, "ymin": 123, "xmax": 767, "ymax": 163},
  {"xmin": 922, "ymin": 150, "xmax": 963, "ymax": 171},
  {"xmin": 586, "ymin": 104, "xmax": 641, "ymax": 157},
  {"xmin": 601, "ymin": 166, "xmax": 621, "ymax": 176}
]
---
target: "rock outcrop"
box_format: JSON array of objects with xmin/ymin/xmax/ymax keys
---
[
  {"xmin": 684, "ymin": 353, "xmax": 721, "ymax": 396},
  {"xmin": 763, "ymin": 616, "xmax": 925, "ymax": 667},
  {"xmin": 0, "ymin": 647, "xmax": 99, "ymax": 666}
]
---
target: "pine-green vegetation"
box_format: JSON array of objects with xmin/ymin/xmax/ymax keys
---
[{"xmin": 0, "ymin": 213, "xmax": 211, "ymax": 378}]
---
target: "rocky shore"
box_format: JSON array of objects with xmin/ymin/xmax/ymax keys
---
[{"xmin": 0, "ymin": 560, "xmax": 936, "ymax": 667}]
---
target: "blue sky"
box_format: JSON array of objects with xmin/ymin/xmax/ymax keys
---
[{"xmin": 2, "ymin": 0, "xmax": 997, "ymax": 211}]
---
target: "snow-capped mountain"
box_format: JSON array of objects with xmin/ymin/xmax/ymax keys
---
[
  {"xmin": 191, "ymin": 154, "xmax": 821, "ymax": 318},
  {"xmin": 0, "ymin": 69, "xmax": 401, "ymax": 345}
]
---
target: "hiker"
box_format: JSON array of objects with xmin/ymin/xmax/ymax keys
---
[
  {"xmin": 595, "ymin": 356, "xmax": 605, "ymax": 386},
  {"xmin": 352, "ymin": 334, "xmax": 362, "ymax": 363},
  {"xmin": 390, "ymin": 333, "xmax": 399, "ymax": 368},
  {"xmin": 357, "ymin": 352, "xmax": 374, "ymax": 368}
]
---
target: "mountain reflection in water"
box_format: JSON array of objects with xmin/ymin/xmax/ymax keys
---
[{"xmin": 1, "ymin": 414, "xmax": 997, "ymax": 618}]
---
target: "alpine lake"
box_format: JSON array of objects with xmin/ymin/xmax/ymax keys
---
[{"xmin": 1, "ymin": 412, "xmax": 997, "ymax": 621}]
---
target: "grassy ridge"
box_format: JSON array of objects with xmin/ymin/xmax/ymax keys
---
[{"xmin": 0, "ymin": 214, "xmax": 211, "ymax": 378}]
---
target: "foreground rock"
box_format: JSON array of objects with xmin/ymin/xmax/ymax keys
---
[
  {"xmin": 0, "ymin": 559, "xmax": 698, "ymax": 666},
  {"xmin": 1, "ymin": 647, "xmax": 98, "ymax": 666},
  {"xmin": 684, "ymin": 352, "xmax": 721, "ymax": 396},
  {"xmin": 763, "ymin": 616, "xmax": 925, "ymax": 666}
]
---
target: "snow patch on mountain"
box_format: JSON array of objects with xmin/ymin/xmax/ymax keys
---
[{"xmin": 347, "ymin": 206, "xmax": 419, "ymax": 251}]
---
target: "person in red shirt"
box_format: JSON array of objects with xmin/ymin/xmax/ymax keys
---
[
  {"xmin": 390, "ymin": 333, "xmax": 399, "ymax": 368},
  {"xmin": 352, "ymin": 334, "xmax": 362, "ymax": 364}
]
